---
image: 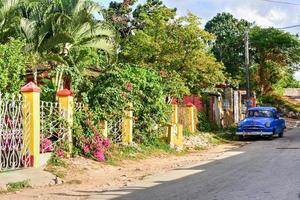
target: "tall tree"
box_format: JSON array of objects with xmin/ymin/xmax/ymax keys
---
[
  {"xmin": 205, "ymin": 13, "xmax": 250, "ymax": 85},
  {"xmin": 104, "ymin": 0, "xmax": 137, "ymax": 38},
  {"xmin": 250, "ymin": 27, "xmax": 300, "ymax": 95},
  {"xmin": 121, "ymin": 2, "xmax": 225, "ymax": 94}
]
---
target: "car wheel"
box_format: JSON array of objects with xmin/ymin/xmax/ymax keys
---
[
  {"xmin": 238, "ymin": 135, "xmax": 245, "ymax": 141},
  {"xmin": 278, "ymin": 129, "xmax": 284, "ymax": 138}
]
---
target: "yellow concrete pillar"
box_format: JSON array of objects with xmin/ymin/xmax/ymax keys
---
[
  {"xmin": 167, "ymin": 123, "xmax": 183, "ymax": 148},
  {"xmin": 167, "ymin": 123, "xmax": 176, "ymax": 147},
  {"xmin": 186, "ymin": 103, "xmax": 195, "ymax": 133},
  {"xmin": 175, "ymin": 124, "xmax": 183, "ymax": 147},
  {"xmin": 100, "ymin": 120, "xmax": 108, "ymax": 137},
  {"xmin": 21, "ymin": 82, "xmax": 41, "ymax": 168},
  {"xmin": 57, "ymin": 89, "xmax": 74, "ymax": 154},
  {"xmin": 171, "ymin": 99, "xmax": 178, "ymax": 124},
  {"xmin": 122, "ymin": 103, "xmax": 133, "ymax": 144}
]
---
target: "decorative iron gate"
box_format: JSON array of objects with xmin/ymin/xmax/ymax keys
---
[
  {"xmin": 40, "ymin": 101, "xmax": 67, "ymax": 153},
  {"xmin": 0, "ymin": 94, "xmax": 31, "ymax": 171}
]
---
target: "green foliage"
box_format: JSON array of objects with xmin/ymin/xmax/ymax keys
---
[
  {"xmin": 0, "ymin": 39, "xmax": 26, "ymax": 93},
  {"xmin": 106, "ymin": 137, "xmax": 178, "ymax": 165},
  {"xmin": 88, "ymin": 64, "xmax": 177, "ymax": 142},
  {"xmin": 104, "ymin": 0, "xmax": 137, "ymax": 38},
  {"xmin": 0, "ymin": 0, "xmax": 20, "ymax": 43},
  {"xmin": 0, "ymin": 0, "xmax": 116, "ymax": 89},
  {"xmin": 250, "ymin": 27, "xmax": 300, "ymax": 95},
  {"xmin": 205, "ymin": 12, "xmax": 250, "ymax": 85},
  {"xmin": 40, "ymin": 79, "xmax": 56, "ymax": 101},
  {"xmin": 257, "ymin": 95, "xmax": 300, "ymax": 112},
  {"xmin": 119, "ymin": 2, "xmax": 225, "ymax": 94},
  {"xmin": 6, "ymin": 180, "xmax": 31, "ymax": 193},
  {"xmin": 272, "ymin": 74, "xmax": 300, "ymax": 95},
  {"xmin": 48, "ymin": 153, "xmax": 67, "ymax": 167},
  {"xmin": 198, "ymin": 112, "xmax": 211, "ymax": 131}
]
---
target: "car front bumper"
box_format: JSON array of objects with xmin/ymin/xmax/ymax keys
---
[{"xmin": 236, "ymin": 130, "xmax": 273, "ymax": 136}]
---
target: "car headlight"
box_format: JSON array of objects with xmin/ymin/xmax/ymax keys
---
[{"xmin": 265, "ymin": 122, "xmax": 271, "ymax": 127}]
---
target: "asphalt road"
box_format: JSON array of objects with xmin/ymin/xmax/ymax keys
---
[{"xmin": 92, "ymin": 128, "xmax": 300, "ymax": 200}]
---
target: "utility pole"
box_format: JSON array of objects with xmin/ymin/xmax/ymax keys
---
[{"xmin": 244, "ymin": 30, "xmax": 250, "ymax": 107}]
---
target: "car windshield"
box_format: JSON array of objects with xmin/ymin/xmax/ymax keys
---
[{"xmin": 247, "ymin": 110, "xmax": 274, "ymax": 118}]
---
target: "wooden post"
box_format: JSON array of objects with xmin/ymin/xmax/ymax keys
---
[{"xmin": 21, "ymin": 82, "xmax": 41, "ymax": 167}]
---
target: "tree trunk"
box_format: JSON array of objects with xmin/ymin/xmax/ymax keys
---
[{"xmin": 33, "ymin": 67, "xmax": 38, "ymax": 84}]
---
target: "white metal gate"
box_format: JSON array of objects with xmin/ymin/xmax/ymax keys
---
[{"xmin": 0, "ymin": 94, "xmax": 31, "ymax": 171}]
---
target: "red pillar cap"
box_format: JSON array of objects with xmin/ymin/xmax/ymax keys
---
[
  {"xmin": 21, "ymin": 81, "xmax": 41, "ymax": 93},
  {"xmin": 186, "ymin": 102, "xmax": 194, "ymax": 107},
  {"xmin": 56, "ymin": 89, "xmax": 74, "ymax": 97},
  {"xmin": 171, "ymin": 99, "xmax": 177, "ymax": 105}
]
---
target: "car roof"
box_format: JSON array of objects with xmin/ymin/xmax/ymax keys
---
[{"xmin": 248, "ymin": 107, "xmax": 277, "ymax": 112}]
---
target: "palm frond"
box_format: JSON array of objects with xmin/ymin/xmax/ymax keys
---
[
  {"xmin": 73, "ymin": 0, "xmax": 102, "ymax": 16},
  {"xmin": 20, "ymin": 18, "xmax": 37, "ymax": 41},
  {"xmin": 80, "ymin": 38, "xmax": 115, "ymax": 54},
  {"xmin": 0, "ymin": 0, "xmax": 19, "ymax": 16},
  {"xmin": 40, "ymin": 32, "xmax": 74, "ymax": 51},
  {"xmin": 42, "ymin": 54, "xmax": 68, "ymax": 66}
]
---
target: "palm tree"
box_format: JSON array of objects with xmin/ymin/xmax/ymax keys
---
[{"xmin": 19, "ymin": 0, "xmax": 116, "ymax": 89}]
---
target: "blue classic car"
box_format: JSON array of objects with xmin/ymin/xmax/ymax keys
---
[{"xmin": 236, "ymin": 107, "xmax": 286, "ymax": 138}]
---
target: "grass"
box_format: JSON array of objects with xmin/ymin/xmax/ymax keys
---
[
  {"xmin": 0, "ymin": 180, "xmax": 32, "ymax": 194},
  {"xmin": 106, "ymin": 128, "xmax": 238, "ymax": 165},
  {"xmin": 106, "ymin": 138, "xmax": 186, "ymax": 165},
  {"xmin": 44, "ymin": 153, "xmax": 69, "ymax": 179}
]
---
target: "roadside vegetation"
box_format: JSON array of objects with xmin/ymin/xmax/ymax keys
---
[
  {"xmin": 0, "ymin": 0, "xmax": 299, "ymax": 167},
  {"xmin": 0, "ymin": 180, "xmax": 31, "ymax": 194}
]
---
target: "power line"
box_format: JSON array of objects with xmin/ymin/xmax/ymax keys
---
[
  {"xmin": 260, "ymin": 0, "xmax": 300, "ymax": 6},
  {"xmin": 279, "ymin": 25, "xmax": 300, "ymax": 29}
]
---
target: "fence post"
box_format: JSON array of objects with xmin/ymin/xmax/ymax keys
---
[
  {"xmin": 21, "ymin": 82, "xmax": 41, "ymax": 168},
  {"xmin": 171, "ymin": 99, "xmax": 178, "ymax": 124},
  {"xmin": 186, "ymin": 103, "xmax": 195, "ymax": 133},
  {"xmin": 57, "ymin": 89, "xmax": 73, "ymax": 155},
  {"xmin": 122, "ymin": 103, "xmax": 133, "ymax": 144},
  {"xmin": 167, "ymin": 124, "xmax": 183, "ymax": 148},
  {"xmin": 167, "ymin": 100, "xmax": 183, "ymax": 148},
  {"xmin": 100, "ymin": 120, "xmax": 108, "ymax": 137}
]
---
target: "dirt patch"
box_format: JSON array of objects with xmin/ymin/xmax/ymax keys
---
[{"xmin": 0, "ymin": 140, "xmax": 245, "ymax": 200}]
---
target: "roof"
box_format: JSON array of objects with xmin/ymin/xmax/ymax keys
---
[{"xmin": 248, "ymin": 107, "xmax": 277, "ymax": 112}]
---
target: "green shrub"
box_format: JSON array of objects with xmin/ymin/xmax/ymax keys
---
[
  {"xmin": 87, "ymin": 64, "xmax": 188, "ymax": 143},
  {"xmin": 0, "ymin": 39, "xmax": 26, "ymax": 93},
  {"xmin": 198, "ymin": 112, "xmax": 211, "ymax": 131}
]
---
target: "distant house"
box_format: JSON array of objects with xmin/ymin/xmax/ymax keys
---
[{"xmin": 284, "ymin": 88, "xmax": 300, "ymax": 101}]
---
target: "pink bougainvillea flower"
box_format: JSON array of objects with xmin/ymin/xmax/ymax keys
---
[
  {"xmin": 125, "ymin": 83, "xmax": 133, "ymax": 92},
  {"xmin": 40, "ymin": 138, "xmax": 53, "ymax": 153},
  {"xmin": 93, "ymin": 150, "xmax": 105, "ymax": 161},
  {"xmin": 56, "ymin": 149, "xmax": 65, "ymax": 158},
  {"xmin": 83, "ymin": 144, "xmax": 90, "ymax": 155},
  {"xmin": 102, "ymin": 139, "xmax": 110, "ymax": 148}
]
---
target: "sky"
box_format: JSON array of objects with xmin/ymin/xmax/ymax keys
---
[{"xmin": 98, "ymin": 0, "xmax": 300, "ymax": 79}]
